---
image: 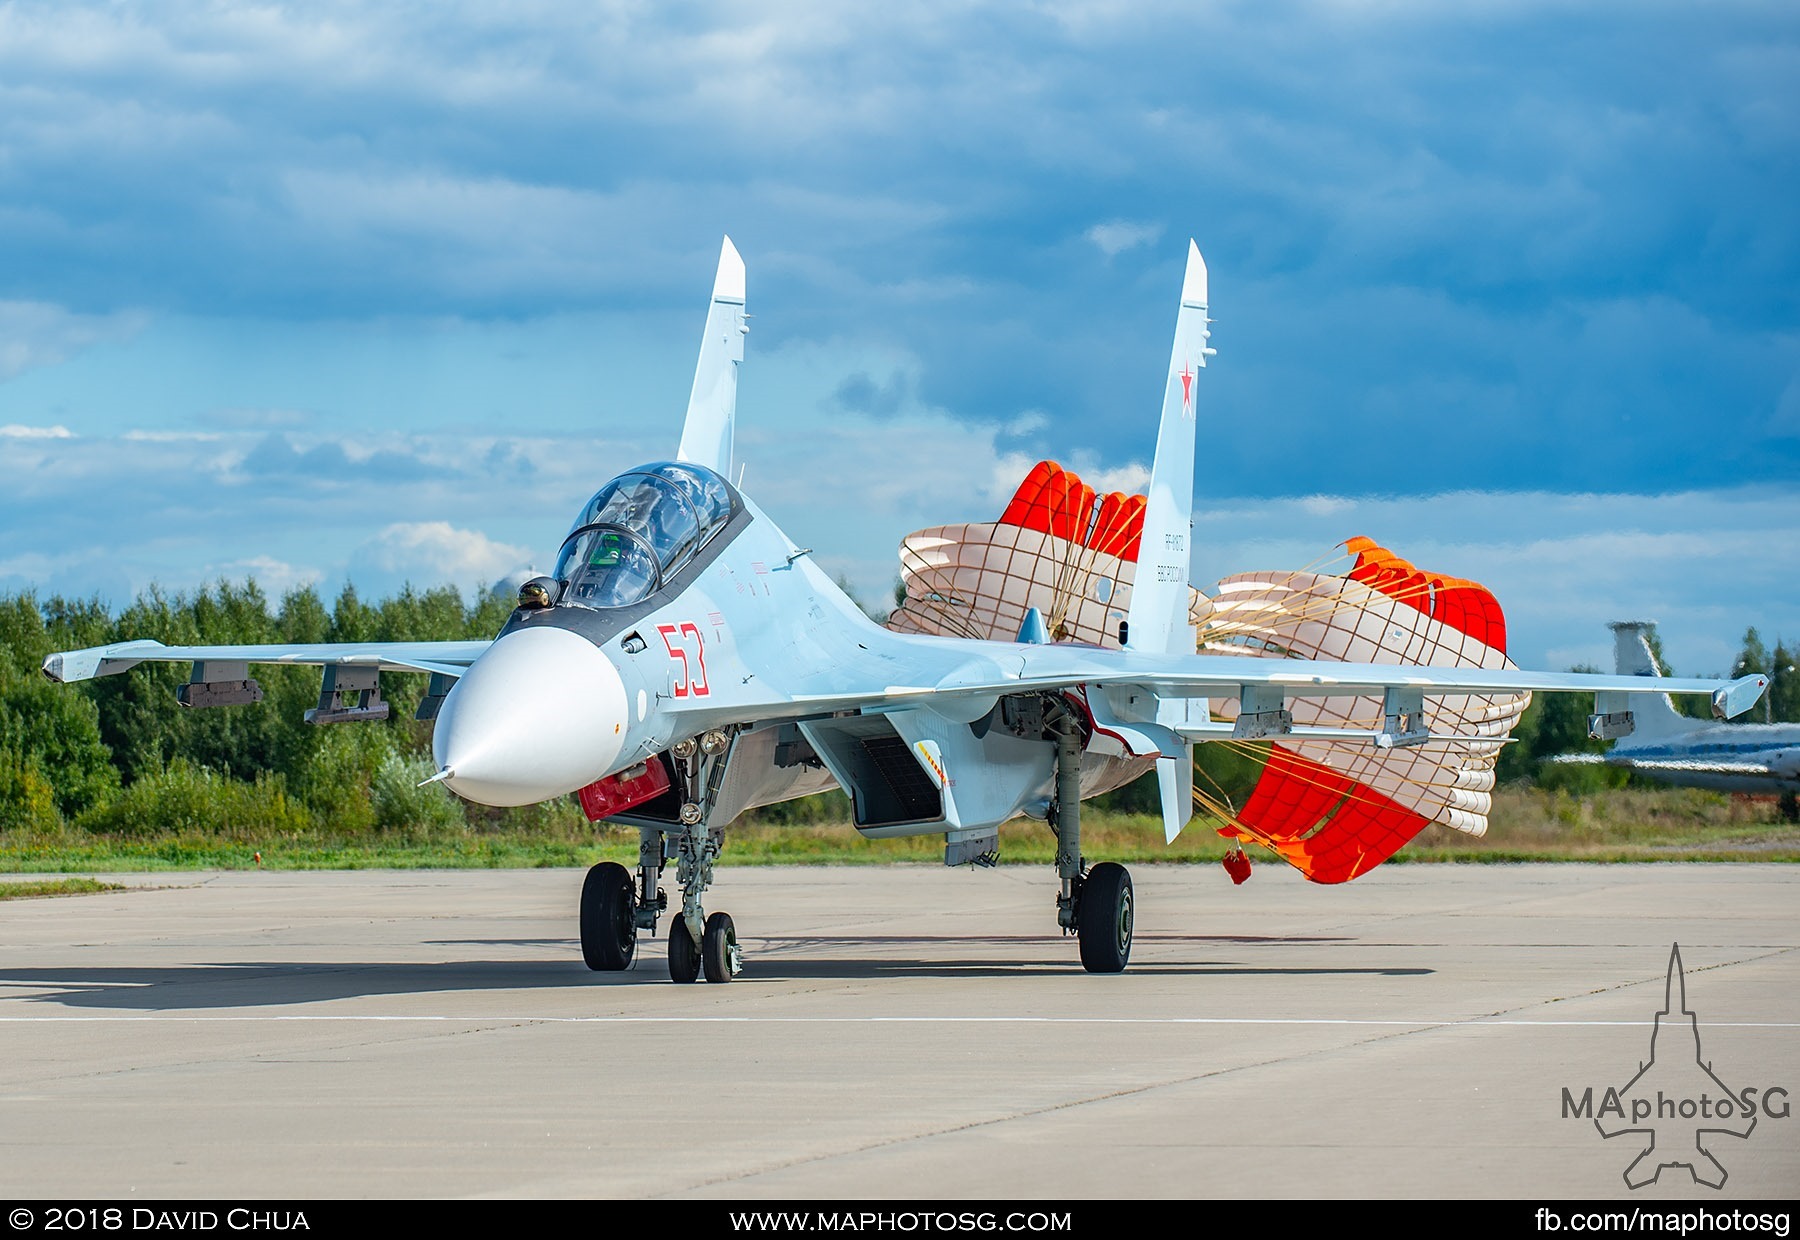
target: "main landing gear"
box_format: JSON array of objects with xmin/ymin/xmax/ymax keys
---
[
  {"xmin": 579, "ymin": 861, "xmax": 638, "ymax": 970},
  {"xmin": 580, "ymin": 729, "xmax": 744, "ymax": 983},
  {"xmin": 1048, "ymin": 702, "xmax": 1134, "ymax": 974}
]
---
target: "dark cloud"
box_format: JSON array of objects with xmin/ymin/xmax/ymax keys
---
[
  {"xmin": 0, "ymin": 2, "xmax": 1792, "ymax": 506},
  {"xmin": 238, "ymin": 432, "xmax": 439, "ymax": 482},
  {"xmin": 830, "ymin": 369, "xmax": 913, "ymax": 418}
]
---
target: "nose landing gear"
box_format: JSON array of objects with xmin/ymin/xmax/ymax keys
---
[{"xmin": 584, "ymin": 731, "xmax": 746, "ymax": 983}]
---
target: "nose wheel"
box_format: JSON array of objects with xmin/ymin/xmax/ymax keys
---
[
  {"xmin": 668, "ymin": 910, "xmax": 741, "ymax": 983},
  {"xmin": 702, "ymin": 912, "xmax": 741, "ymax": 982},
  {"xmin": 669, "ymin": 916, "xmax": 701, "ymax": 983}
]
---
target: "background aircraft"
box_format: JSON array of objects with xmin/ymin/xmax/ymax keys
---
[
  {"xmin": 42, "ymin": 239, "xmax": 1770, "ymax": 981},
  {"xmin": 1550, "ymin": 621, "xmax": 1800, "ymax": 806}
]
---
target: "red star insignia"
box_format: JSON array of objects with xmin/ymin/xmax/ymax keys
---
[{"xmin": 1179, "ymin": 364, "xmax": 1194, "ymax": 408}]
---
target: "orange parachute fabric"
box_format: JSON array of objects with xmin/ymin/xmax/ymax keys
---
[
  {"xmin": 887, "ymin": 461, "xmax": 1158, "ymax": 647},
  {"xmin": 999, "ymin": 461, "xmax": 1146, "ymax": 562},
  {"xmin": 1344, "ymin": 536, "xmax": 1508, "ymax": 656},
  {"xmin": 1226, "ymin": 746, "xmax": 1435, "ymax": 884},
  {"xmin": 883, "ymin": 462, "xmax": 1529, "ymax": 885},
  {"xmin": 1207, "ymin": 538, "xmax": 1527, "ymax": 883}
]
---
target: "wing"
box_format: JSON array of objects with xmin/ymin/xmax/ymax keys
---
[
  {"xmin": 42, "ymin": 640, "xmax": 492, "ymax": 683},
  {"xmin": 1553, "ymin": 754, "xmax": 1777, "ymax": 777},
  {"xmin": 41, "ymin": 638, "xmax": 492, "ymax": 722},
  {"xmin": 768, "ymin": 644, "xmax": 1768, "ymax": 720}
]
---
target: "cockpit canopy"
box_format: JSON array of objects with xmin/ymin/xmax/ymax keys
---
[{"xmin": 553, "ymin": 461, "xmax": 737, "ymax": 608}]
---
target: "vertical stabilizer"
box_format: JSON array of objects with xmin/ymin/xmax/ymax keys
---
[
  {"xmin": 1125, "ymin": 240, "xmax": 1212, "ymax": 842},
  {"xmin": 1157, "ymin": 753, "xmax": 1194, "ymax": 845},
  {"xmin": 1125, "ymin": 239, "xmax": 1210, "ymax": 657},
  {"xmin": 1607, "ymin": 621, "xmax": 1701, "ymax": 743},
  {"xmin": 1612, "ymin": 621, "xmax": 1664, "ymax": 677},
  {"xmin": 676, "ymin": 236, "xmax": 748, "ymax": 476}
]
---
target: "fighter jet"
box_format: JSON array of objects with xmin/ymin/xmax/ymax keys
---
[
  {"xmin": 42, "ymin": 238, "xmax": 1771, "ymax": 982},
  {"xmin": 1550, "ymin": 622, "xmax": 1800, "ymax": 799}
]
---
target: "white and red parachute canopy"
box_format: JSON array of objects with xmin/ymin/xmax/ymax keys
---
[{"xmin": 885, "ymin": 462, "xmax": 1529, "ymax": 883}]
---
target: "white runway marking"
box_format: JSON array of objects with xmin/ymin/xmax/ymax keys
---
[{"xmin": 1, "ymin": 1015, "xmax": 1795, "ymax": 1027}]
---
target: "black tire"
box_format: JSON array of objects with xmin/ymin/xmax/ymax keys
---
[
  {"xmin": 580, "ymin": 862, "xmax": 637, "ymax": 971},
  {"xmin": 669, "ymin": 917, "xmax": 701, "ymax": 984},
  {"xmin": 1077, "ymin": 862, "xmax": 1133, "ymax": 974},
  {"xmin": 702, "ymin": 911, "xmax": 738, "ymax": 983}
]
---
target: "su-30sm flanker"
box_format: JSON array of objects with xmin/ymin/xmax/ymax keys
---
[{"xmin": 44, "ymin": 239, "xmax": 1768, "ymax": 981}]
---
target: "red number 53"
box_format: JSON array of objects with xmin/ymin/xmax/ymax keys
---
[{"xmin": 657, "ymin": 622, "xmax": 710, "ymax": 698}]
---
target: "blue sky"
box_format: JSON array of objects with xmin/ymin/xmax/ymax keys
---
[{"xmin": 1, "ymin": 1, "xmax": 1795, "ymax": 674}]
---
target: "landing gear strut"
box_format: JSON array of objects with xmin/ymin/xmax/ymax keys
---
[
  {"xmin": 665, "ymin": 821, "xmax": 739, "ymax": 982},
  {"xmin": 664, "ymin": 730, "xmax": 743, "ymax": 983},
  {"xmin": 1048, "ymin": 702, "xmax": 1133, "ymax": 973}
]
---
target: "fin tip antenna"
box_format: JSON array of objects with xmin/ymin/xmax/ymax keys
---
[
  {"xmin": 715, "ymin": 235, "xmax": 745, "ymax": 302},
  {"xmin": 1182, "ymin": 239, "xmax": 1207, "ymax": 307}
]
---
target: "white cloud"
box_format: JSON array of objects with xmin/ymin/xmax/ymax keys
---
[
  {"xmin": 0, "ymin": 423, "xmax": 74, "ymax": 438},
  {"xmin": 346, "ymin": 521, "xmax": 535, "ymax": 598},
  {"xmin": 0, "ymin": 302, "xmax": 144, "ymax": 379},
  {"xmin": 1085, "ymin": 220, "xmax": 1163, "ymax": 257},
  {"xmin": 201, "ymin": 556, "xmax": 320, "ymax": 597},
  {"xmin": 1, "ymin": 413, "xmax": 1793, "ymax": 678},
  {"xmin": 1190, "ymin": 486, "xmax": 1800, "ymax": 674}
]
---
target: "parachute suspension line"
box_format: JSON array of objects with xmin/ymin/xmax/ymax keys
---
[
  {"xmin": 1190, "ymin": 747, "xmax": 1246, "ymax": 819},
  {"xmin": 1193, "ymin": 736, "xmax": 1413, "ymax": 829},
  {"xmin": 1211, "ymin": 733, "xmax": 1476, "ymax": 801},
  {"xmin": 1046, "ymin": 468, "xmax": 1090, "ymax": 641},
  {"xmin": 895, "ymin": 538, "xmax": 987, "ymax": 642},
  {"xmin": 885, "ymin": 461, "xmax": 1158, "ymax": 652}
]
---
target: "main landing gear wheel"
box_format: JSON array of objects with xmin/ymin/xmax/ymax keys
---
[
  {"xmin": 1078, "ymin": 862, "xmax": 1133, "ymax": 974},
  {"xmin": 702, "ymin": 911, "xmax": 740, "ymax": 983},
  {"xmin": 580, "ymin": 861, "xmax": 637, "ymax": 971},
  {"xmin": 669, "ymin": 920, "xmax": 702, "ymax": 984}
]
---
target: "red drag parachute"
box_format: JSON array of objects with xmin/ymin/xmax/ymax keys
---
[{"xmin": 885, "ymin": 463, "xmax": 1528, "ymax": 882}]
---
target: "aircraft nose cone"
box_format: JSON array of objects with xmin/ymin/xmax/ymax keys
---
[{"xmin": 432, "ymin": 626, "xmax": 628, "ymax": 806}]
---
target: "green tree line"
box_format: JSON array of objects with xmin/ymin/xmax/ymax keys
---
[
  {"xmin": 2, "ymin": 583, "xmax": 1793, "ymax": 833},
  {"xmin": 0, "ymin": 582, "xmax": 546, "ymax": 836}
]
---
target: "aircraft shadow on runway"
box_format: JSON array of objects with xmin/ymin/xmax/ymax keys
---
[{"xmin": 0, "ymin": 934, "xmax": 1431, "ymax": 1007}]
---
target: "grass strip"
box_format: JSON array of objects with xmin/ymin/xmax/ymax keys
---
[
  {"xmin": 0, "ymin": 877, "xmax": 125, "ymax": 899},
  {"xmin": 2, "ymin": 787, "xmax": 1794, "ymax": 872}
]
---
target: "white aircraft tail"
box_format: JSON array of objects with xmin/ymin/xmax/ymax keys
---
[
  {"xmin": 676, "ymin": 236, "xmax": 748, "ymax": 476},
  {"xmin": 1125, "ymin": 239, "xmax": 1210, "ymax": 656},
  {"xmin": 1124, "ymin": 240, "xmax": 1212, "ymax": 842},
  {"xmin": 1608, "ymin": 621, "xmax": 1702, "ymax": 744}
]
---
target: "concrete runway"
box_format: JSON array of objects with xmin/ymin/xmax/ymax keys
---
[{"xmin": 1, "ymin": 862, "xmax": 1795, "ymax": 1200}]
